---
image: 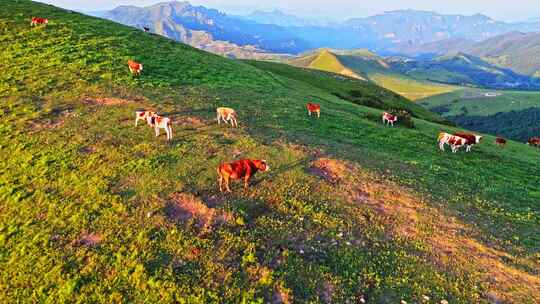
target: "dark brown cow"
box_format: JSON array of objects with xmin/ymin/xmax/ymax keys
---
[
  {"xmin": 527, "ymin": 137, "xmax": 540, "ymax": 147},
  {"xmin": 218, "ymin": 159, "xmax": 270, "ymax": 192},
  {"xmin": 454, "ymin": 132, "xmax": 483, "ymax": 152},
  {"xmin": 495, "ymin": 137, "xmax": 507, "ymax": 147},
  {"xmin": 143, "ymin": 27, "xmax": 150, "ymax": 32}
]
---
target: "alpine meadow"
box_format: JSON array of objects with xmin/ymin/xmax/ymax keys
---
[{"xmin": 1, "ymin": 1, "xmax": 539, "ymax": 303}]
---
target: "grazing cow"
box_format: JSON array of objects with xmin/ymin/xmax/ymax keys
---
[
  {"xmin": 495, "ymin": 137, "xmax": 507, "ymax": 147},
  {"xmin": 31, "ymin": 17, "xmax": 48, "ymax": 26},
  {"xmin": 382, "ymin": 112, "xmax": 398, "ymax": 127},
  {"xmin": 218, "ymin": 159, "xmax": 270, "ymax": 192},
  {"xmin": 216, "ymin": 107, "xmax": 238, "ymax": 127},
  {"xmin": 143, "ymin": 26, "xmax": 150, "ymax": 32},
  {"xmin": 127, "ymin": 60, "xmax": 143, "ymax": 76},
  {"xmin": 438, "ymin": 132, "xmax": 467, "ymax": 153},
  {"xmin": 306, "ymin": 103, "xmax": 321, "ymax": 118},
  {"xmin": 527, "ymin": 137, "xmax": 540, "ymax": 147},
  {"xmin": 135, "ymin": 110, "xmax": 156, "ymax": 127},
  {"xmin": 454, "ymin": 132, "xmax": 483, "ymax": 152},
  {"xmin": 150, "ymin": 114, "xmax": 173, "ymax": 141}
]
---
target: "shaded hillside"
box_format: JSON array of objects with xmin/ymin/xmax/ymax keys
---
[{"xmin": 1, "ymin": 1, "xmax": 540, "ymax": 303}]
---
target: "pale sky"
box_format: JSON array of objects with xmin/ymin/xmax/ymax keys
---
[{"xmin": 36, "ymin": 0, "xmax": 540, "ymax": 22}]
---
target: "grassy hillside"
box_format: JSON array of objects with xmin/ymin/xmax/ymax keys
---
[
  {"xmin": 1, "ymin": 1, "xmax": 540, "ymax": 303},
  {"xmin": 244, "ymin": 60, "xmax": 447, "ymax": 123},
  {"xmin": 419, "ymin": 88, "xmax": 540, "ymax": 141},
  {"xmin": 290, "ymin": 50, "xmax": 458, "ymax": 100}
]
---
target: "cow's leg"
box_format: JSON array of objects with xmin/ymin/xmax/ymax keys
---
[
  {"xmin": 155, "ymin": 127, "xmax": 160, "ymax": 137},
  {"xmin": 244, "ymin": 175, "xmax": 250, "ymax": 189},
  {"xmin": 168, "ymin": 125, "xmax": 173, "ymax": 140},
  {"xmin": 217, "ymin": 113, "xmax": 221, "ymax": 124},
  {"xmin": 317, "ymin": 111, "xmax": 320, "ymax": 118},
  {"xmin": 233, "ymin": 118, "xmax": 238, "ymax": 128},
  {"xmin": 308, "ymin": 110, "xmax": 311, "ymax": 116},
  {"xmin": 218, "ymin": 173, "xmax": 223, "ymax": 192},
  {"xmin": 439, "ymin": 141, "xmax": 445, "ymax": 151},
  {"xmin": 225, "ymin": 176, "xmax": 231, "ymax": 193}
]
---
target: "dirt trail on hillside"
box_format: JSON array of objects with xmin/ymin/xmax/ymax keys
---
[{"xmin": 310, "ymin": 158, "xmax": 540, "ymax": 303}]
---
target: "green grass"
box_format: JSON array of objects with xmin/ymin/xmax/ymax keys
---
[{"xmin": 1, "ymin": 1, "xmax": 540, "ymax": 303}]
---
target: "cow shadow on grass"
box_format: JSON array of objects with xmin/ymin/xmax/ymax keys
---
[{"xmin": 250, "ymin": 156, "xmax": 315, "ymax": 187}]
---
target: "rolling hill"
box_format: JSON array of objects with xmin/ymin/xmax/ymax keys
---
[
  {"xmin": 1, "ymin": 1, "xmax": 540, "ymax": 303},
  {"xmin": 289, "ymin": 50, "xmax": 458, "ymax": 100}
]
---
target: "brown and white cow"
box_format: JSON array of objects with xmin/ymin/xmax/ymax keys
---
[
  {"xmin": 495, "ymin": 137, "xmax": 507, "ymax": 147},
  {"xmin": 454, "ymin": 132, "xmax": 483, "ymax": 152},
  {"xmin": 306, "ymin": 103, "xmax": 321, "ymax": 118},
  {"xmin": 135, "ymin": 110, "xmax": 156, "ymax": 127},
  {"xmin": 438, "ymin": 132, "xmax": 468, "ymax": 153},
  {"xmin": 216, "ymin": 107, "xmax": 238, "ymax": 127},
  {"xmin": 382, "ymin": 112, "xmax": 398, "ymax": 127},
  {"xmin": 31, "ymin": 17, "xmax": 49, "ymax": 26},
  {"xmin": 527, "ymin": 137, "xmax": 540, "ymax": 147},
  {"xmin": 150, "ymin": 114, "xmax": 173, "ymax": 141},
  {"xmin": 218, "ymin": 159, "xmax": 270, "ymax": 193},
  {"xmin": 127, "ymin": 60, "xmax": 143, "ymax": 76}
]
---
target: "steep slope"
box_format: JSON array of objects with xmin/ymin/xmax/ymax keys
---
[
  {"xmin": 305, "ymin": 50, "xmax": 364, "ymax": 80},
  {"xmin": 1, "ymin": 1, "xmax": 540, "ymax": 303}
]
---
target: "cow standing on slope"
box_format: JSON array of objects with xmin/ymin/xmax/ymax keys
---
[
  {"xmin": 127, "ymin": 60, "xmax": 143, "ymax": 76},
  {"xmin": 216, "ymin": 107, "xmax": 238, "ymax": 127},
  {"xmin": 218, "ymin": 159, "xmax": 270, "ymax": 192},
  {"xmin": 31, "ymin": 17, "xmax": 48, "ymax": 26},
  {"xmin": 306, "ymin": 103, "xmax": 321, "ymax": 118},
  {"xmin": 438, "ymin": 132, "xmax": 467, "ymax": 153},
  {"xmin": 382, "ymin": 112, "xmax": 398, "ymax": 126},
  {"xmin": 150, "ymin": 114, "xmax": 173, "ymax": 141},
  {"xmin": 528, "ymin": 137, "xmax": 540, "ymax": 147},
  {"xmin": 454, "ymin": 132, "xmax": 482, "ymax": 152}
]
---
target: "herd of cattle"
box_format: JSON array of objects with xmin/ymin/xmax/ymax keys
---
[{"xmin": 31, "ymin": 17, "xmax": 540, "ymax": 192}]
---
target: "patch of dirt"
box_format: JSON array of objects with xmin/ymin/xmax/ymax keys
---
[
  {"xmin": 174, "ymin": 116, "xmax": 207, "ymax": 128},
  {"xmin": 309, "ymin": 157, "xmax": 540, "ymax": 303},
  {"xmin": 165, "ymin": 193, "xmax": 232, "ymax": 230},
  {"xmin": 309, "ymin": 158, "xmax": 350, "ymax": 184},
  {"xmin": 72, "ymin": 233, "xmax": 103, "ymax": 248},
  {"xmin": 29, "ymin": 109, "xmax": 73, "ymax": 130},
  {"xmin": 82, "ymin": 97, "xmax": 135, "ymax": 106}
]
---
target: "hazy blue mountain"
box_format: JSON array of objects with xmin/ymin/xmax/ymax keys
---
[
  {"xmin": 236, "ymin": 9, "xmax": 329, "ymax": 27},
  {"xmin": 101, "ymin": 1, "xmax": 309, "ymax": 54}
]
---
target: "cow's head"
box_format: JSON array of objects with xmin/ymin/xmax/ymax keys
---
[
  {"xmin": 254, "ymin": 160, "xmax": 270, "ymax": 172},
  {"xmin": 475, "ymin": 135, "xmax": 483, "ymax": 144},
  {"xmin": 44, "ymin": 19, "xmax": 49, "ymax": 24}
]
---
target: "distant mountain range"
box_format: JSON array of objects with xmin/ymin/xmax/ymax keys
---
[
  {"xmin": 96, "ymin": 2, "xmax": 540, "ymax": 55},
  {"xmin": 99, "ymin": 1, "xmax": 308, "ymax": 57}
]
